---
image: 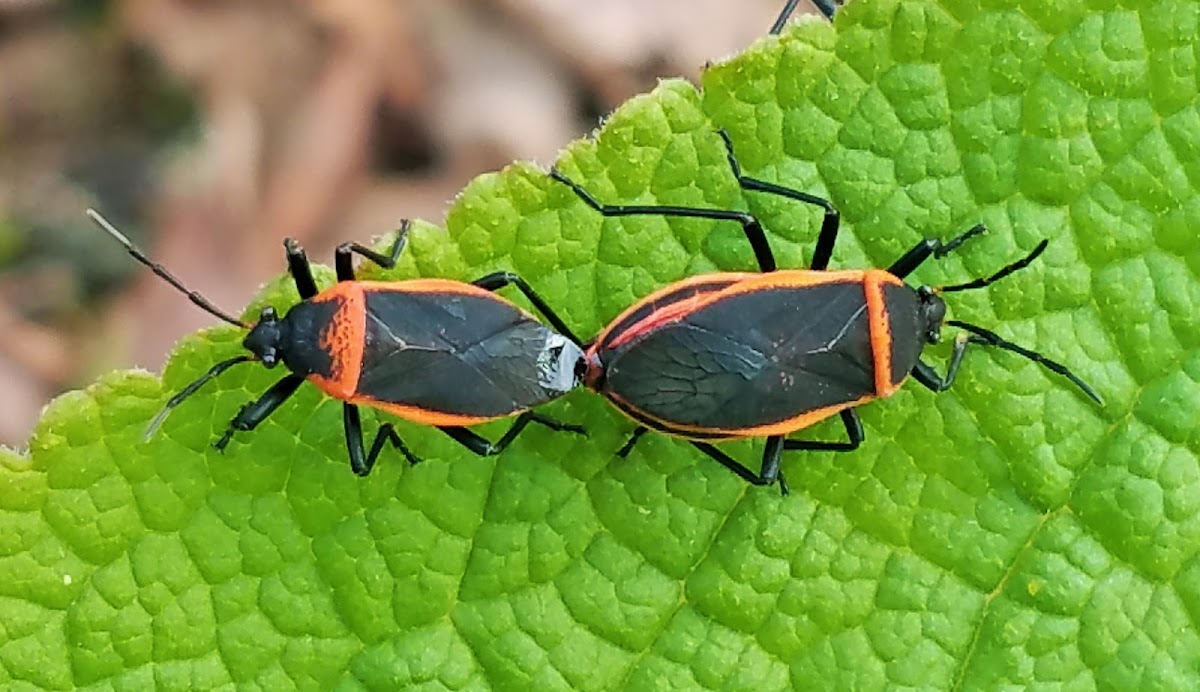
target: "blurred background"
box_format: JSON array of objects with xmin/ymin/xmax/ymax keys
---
[{"xmin": 0, "ymin": 0, "xmax": 829, "ymax": 449}]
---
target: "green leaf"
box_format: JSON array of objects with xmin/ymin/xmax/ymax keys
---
[{"xmin": 6, "ymin": 0, "xmax": 1200, "ymax": 688}]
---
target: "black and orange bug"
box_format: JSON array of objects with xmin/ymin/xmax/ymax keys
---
[
  {"xmin": 549, "ymin": 131, "xmax": 1101, "ymax": 494},
  {"xmin": 89, "ymin": 211, "xmax": 586, "ymax": 476}
]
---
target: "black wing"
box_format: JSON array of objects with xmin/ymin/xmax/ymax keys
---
[
  {"xmin": 604, "ymin": 282, "xmax": 874, "ymax": 431},
  {"xmin": 357, "ymin": 290, "xmax": 575, "ymax": 417}
]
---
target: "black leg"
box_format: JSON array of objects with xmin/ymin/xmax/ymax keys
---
[
  {"xmin": 438, "ymin": 411, "xmax": 585, "ymax": 456},
  {"xmin": 691, "ymin": 435, "xmax": 791, "ymax": 495},
  {"xmin": 770, "ymin": 0, "xmax": 802, "ymax": 33},
  {"xmin": 812, "ymin": 0, "xmax": 839, "ymax": 21},
  {"xmin": 615, "ymin": 426, "xmax": 649, "ymax": 457},
  {"xmin": 214, "ymin": 374, "xmax": 305, "ymax": 450},
  {"xmin": 284, "ymin": 238, "xmax": 319, "ymax": 299},
  {"xmin": 342, "ymin": 403, "xmax": 421, "ymax": 476},
  {"xmin": 336, "ymin": 220, "xmax": 410, "ymax": 282},
  {"xmin": 910, "ymin": 333, "xmax": 973, "ymax": 392},
  {"xmin": 472, "ymin": 271, "xmax": 583, "ymax": 345},
  {"xmin": 886, "ymin": 223, "xmax": 987, "ymax": 279},
  {"xmin": 783, "ymin": 409, "xmax": 864, "ymax": 452},
  {"xmin": 550, "ymin": 168, "xmax": 777, "ymax": 272},
  {"xmin": 759, "ymin": 435, "xmax": 789, "ymax": 495},
  {"xmin": 769, "ymin": 0, "xmax": 837, "ymax": 34},
  {"xmin": 686, "ymin": 410, "xmax": 865, "ymax": 494},
  {"xmin": 716, "ymin": 129, "xmax": 840, "ymax": 271}
]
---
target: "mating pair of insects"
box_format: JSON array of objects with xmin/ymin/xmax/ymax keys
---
[{"xmin": 94, "ymin": 131, "xmax": 1101, "ymax": 496}]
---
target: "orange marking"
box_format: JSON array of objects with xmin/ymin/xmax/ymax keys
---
[
  {"xmin": 306, "ymin": 277, "xmax": 528, "ymax": 424},
  {"xmin": 591, "ymin": 272, "xmax": 758, "ymax": 349},
  {"xmin": 346, "ymin": 396, "xmax": 502, "ymax": 427},
  {"xmin": 309, "ymin": 282, "xmax": 366, "ymax": 400},
  {"xmin": 359, "ymin": 278, "xmax": 499, "ymax": 298},
  {"xmin": 720, "ymin": 268, "xmax": 868, "ymax": 291},
  {"xmin": 608, "ymin": 391, "xmax": 875, "ymax": 439},
  {"xmin": 359, "ymin": 278, "xmax": 536, "ymax": 320},
  {"xmin": 592, "ymin": 268, "xmax": 889, "ymax": 430},
  {"xmin": 603, "ymin": 290, "xmax": 722, "ymax": 350},
  {"xmin": 598, "ymin": 270, "xmax": 868, "ymax": 351},
  {"xmin": 582, "ymin": 351, "xmax": 605, "ymax": 391},
  {"xmin": 862, "ymin": 269, "xmax": 904, "ymax": 397}
]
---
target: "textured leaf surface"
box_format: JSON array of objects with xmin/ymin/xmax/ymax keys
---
[{"xmin": 5, "ymin": 0, "xmax": 1199, "ymax": 689}]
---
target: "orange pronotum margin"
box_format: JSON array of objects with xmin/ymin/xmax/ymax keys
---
[{"xmin": 306, "ymin": 279, "xmax": 520, "ymax": 426}]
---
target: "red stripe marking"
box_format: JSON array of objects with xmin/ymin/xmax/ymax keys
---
[
  {"xmin": 308, "ymin": 282, "xmax": 365, "ymax": 400},
  {"xmin": 863, "ymin": 269, "xmax": 904, "ymax": 397}
]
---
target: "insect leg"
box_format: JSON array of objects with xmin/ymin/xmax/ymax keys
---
[
  {"xmin": 770, "ymin": 0, "xmax": 802, "ymax": 32},
  {"xmin": 335, "ymin": 219, "xmax": 411, "ymax": 281},
  {"xmin": 615, "ymin": 426, "xmax": 650, "ymax": 458},
  {"xmin": 910, "ymin": 333, "xmax": 973, "ymax": 391},
  {"xmin": 782, "ymin": 409, "xmax": 864, "ymax": 452},
  {"xmin": 887, "ymin": 223, "xmax": 987, "ymax": 278},
  {"xmin": 770, "ymin": 0, "xmax": 838, "ymax": 32},
  {"xmin": 716, "ymin": 129, "xmax": 840, "ymax": 271},
  {"xmin": 343, "ymin": 403, "xmax": 421, "ymax": 476},
  {"xmin": 214, "ymin": 374, "xmax": 305, "ymax": 450},
  {"xmin": 691, "ymin": 437, "xmax": 791, "ymax": 495},
  {"xmin": 550, "ymin": 168, "xmax": 777, "ymax": 272},
  {"xmin": 438, "ymin": 412, "xmax": 585, "ymax": 456},
  {"xmin": 471, "ymin": 271, "xmax": 583, "ymax": 345},
  {"xmin": 813, "ymin": 0, "xmax": 839, "ymax": 21},
  {"xmin": 759, "ymin": 435, "xmax": 791, "ymax": 495},
  {"xmin": 283, "ymin": 239, "xmax": 319, "ymax": 299}
]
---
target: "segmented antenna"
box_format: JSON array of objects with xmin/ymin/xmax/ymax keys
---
[
  {"xmin": 940, "ymin": 240, "xmax": 1049, "ymax": 294},
  {"xmin": 932, "ymin": 238, "xmax": 1100, "ymax": 403},
  {"xmin": 86, "ymin": 209, "xmax": 249, "ymax": 328},
  {"xmin": 947, "ymin": 320, "xmax": 1103, "ymax": 405}
]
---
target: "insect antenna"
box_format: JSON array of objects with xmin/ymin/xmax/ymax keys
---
[
  {"xmin": 86, "ymin": 209, "xmax": 250, "ymax": 328},
  {"xmin": 946, "ymin": 321, "xmax": 1102, "ymax": 404},
  {"xmin": 939, "ymin": 239, "xmax": 1049, "ymax": 294},
  {"xmin": 934, "ymin": 238, "xmax": 1101, "ymax": 403},
  {"xmin": 145, "ymin": 355, "xmax": 255, "ymax": 438}
]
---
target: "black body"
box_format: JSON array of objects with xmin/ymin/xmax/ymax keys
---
[
  {"xmin": 355, "ymin": 290, "xmax": 578, "ymax": 417},
  {"xmin": 127, "ymin": 221, "xmax": 588, "ymax": 477},
  {"xmin": 601, "ymin": 281, "xmax": 875, "ymax": 433},
  {"xmin": 551, "ymin": 122, "xmax": 1096, "ymax": 495}
]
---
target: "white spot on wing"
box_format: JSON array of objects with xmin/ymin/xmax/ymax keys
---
[{"xmin": 536, "ymin": 333, "xmax": 584, "ymax": 395}]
